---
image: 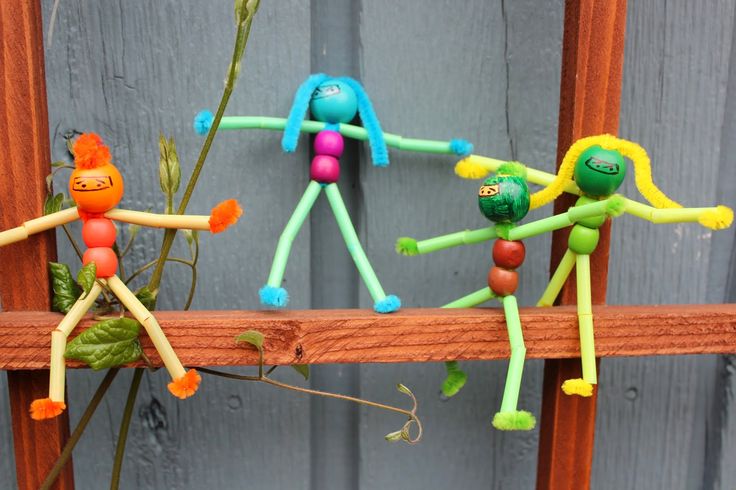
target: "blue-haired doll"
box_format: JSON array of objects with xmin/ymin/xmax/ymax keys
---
[{"xmin": 195, "ymin": 74, "xmax": 472, "ymax": 313}]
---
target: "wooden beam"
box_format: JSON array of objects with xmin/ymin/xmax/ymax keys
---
[
  {"xmin": 0, "ymin": 1, "xmax": 75, "ymax": 488},
  {"xmin": 538, "ymin": 0, "xmax": 628, "ymax": 489},
  {"xmin": 0, "ymin": 305, "xmax": 733, "ymax": 369}
]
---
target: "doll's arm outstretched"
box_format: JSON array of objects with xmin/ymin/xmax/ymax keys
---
[
  {"xmin": 623, "ymin": 199, "xmax": 733, "ymax": 230},
  {"xmin": 396, "ymin": 226, "xmax": 497, "ymax": 256},
  {"xmin": 105, "ymin": 199, "xmax": 242, "ymax": 233},
  {"xmin": 0, "ymin": 208, "xmax": 80, "ymax": 247},
  {"xmin": 195, "ymin": 113, "xmax": 472, "ymax": 157},
  {"xmin": 508, "ymin": 196, "xmax": 625, "ymax": 241}
]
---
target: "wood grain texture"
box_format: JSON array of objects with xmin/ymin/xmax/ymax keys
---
[
  {"xmin": 0, "ymin": 305, "xmax": 734, "ymax": 369},
  {"xmin": 0, "ymin": 1, "xmax": 74, "ymax": 488},
  {"xmin": 538, "ymin": 1, "xmax": 627, "ymax": 489}
]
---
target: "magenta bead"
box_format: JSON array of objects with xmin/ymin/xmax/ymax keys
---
[
  {"xmin": 310, "ymin": 155, "xmax": 340, "ymax": 183},
  {"xmin": 313, "ymin": 130, "xmax": 344, "ymax": 157}
]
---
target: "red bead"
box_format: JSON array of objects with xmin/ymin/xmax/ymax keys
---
[
  {"xmin": 488, "ymin": 266, "xmax": 518, "ymax": 296},
  {"xmin": 82, "ymin": 247, "xmax": 118, "ymax": 278},
  {"xmin": 492, "ymin": 239, "xmax": 525, "ymax": 269},
  {"xmin": 82, "ymin": 218, "xmax": 117, "ymax": 247},
  {"xmin": 310, "ymin": 154, "xmax": 340, "ymax": 183}
]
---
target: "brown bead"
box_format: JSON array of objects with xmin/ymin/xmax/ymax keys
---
[
  {"xmin": 488, "ymin": 266, "xmax": 518, "ymax": 296},
  {"xmin": 492, "ymin": 239, "xmax": 525, "ymax": 269}
]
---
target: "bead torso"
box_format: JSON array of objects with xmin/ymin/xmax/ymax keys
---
[
  {"xmin": 310, "ymin": 130, "xmax": 344, "ymax": 183},
  {"xmin": 81, "ymin": 218, "xmax": 118, "ymax": 278},
  {"xmin": 568, "ymin": 196, "xmax": 604, "ymax": 255},
  {"xmin": 488, "ymin": 237, "xmax": 525, "ymax": 296}
]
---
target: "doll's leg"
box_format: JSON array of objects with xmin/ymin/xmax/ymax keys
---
[
  {"xmin": 492, "ymin": 295, "xmax": 535, "ymax": 430},
  {"xmin": 324, "ymin": 184, "xmax": 400, "ymax": 313},
  {"xmin": 260, "ymin": 180, "xmax": 323, "ymax": 307},
  {"xmin": 30, "ymin": 281, "xmax": 103, "ymax": 420},
  {"xmin": 537, "ymin": 249, "xmax": 577, "ymax": 307},
  {"xmin": 561, "ymin": 254, "xmax": 596, "ymax": 397},
  {"xmin": 439, "ymin": 287, "xmax": 496, "ymax": 397},
  {"xmin": 107, "ymin": 275, "xmax": 199, "ymax": 399}
]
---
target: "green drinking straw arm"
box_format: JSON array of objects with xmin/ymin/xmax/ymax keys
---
[
  {"xmin": 508, "ymin": 196, "xmax": 623, "ymax": 241},
  {"xmin": 623, "ymin": 199, "xmax": 718, "ymax": 224},
  {"xmin": 218, "ymin": 116, "xmax": 463, "ymax": 155},
  {"xmin": 416, "ymin": 226, "xmax": 497, "ymax": 254}
]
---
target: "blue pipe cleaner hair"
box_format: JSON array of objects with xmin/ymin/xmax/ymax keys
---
[
  {"xmin": 281, "ymin": 73, "xmax": 330, "ymax": 153},
  {"xmin": 193, "ymin": 110, "xmax": 214, "ymax": 135},
  {"xmin": 338, "ymin": 77, "xmax": 389, "ymax": 167}
]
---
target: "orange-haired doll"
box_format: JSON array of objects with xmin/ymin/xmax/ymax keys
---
[{"xmin": 0, "ymin": 133, "xmax": 242, "ymax": 420}]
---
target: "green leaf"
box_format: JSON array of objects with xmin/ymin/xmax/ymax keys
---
[
  {"xmin": 236, "ymin": 330, "xmax": 264, "ymax": 353},
  {"xmin": 76, "ymin": 262, "xmax": 97, "ymax": 298},
  {"xmin": 158, "ymin": 134, "xmax": 181, "ymax": 197},
  {"xmin": 65, "ymin": 318, "xmax": 143, "ymax": 370},
  {"xmin": 291, "ymin": 364, "xmax": 309, "ymax": 380},
  {"xmin": 135, "ymin": 286, "xmax": 158, "ymax": 311},
  {"xmin": 49, "ymin": 262, "xmax": 81, "ymax": 313},
  {"xmin": 43, "ymin": 193, "xmax": 65, "ymax": 215}
]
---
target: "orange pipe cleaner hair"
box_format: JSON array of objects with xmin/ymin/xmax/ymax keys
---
[{"xmin": 73, "ymin": 133, "xmax": 112, "ymax": 169}]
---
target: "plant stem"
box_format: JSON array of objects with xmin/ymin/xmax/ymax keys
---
[
  {"xmin": 110, "ymin": 368, "xmax": 143, "ymax": 490},
  {"xmin": 125, "ymin": 257, "xmax": 194, "ymax": 285},
  {"xmin": 146, "ymin": 1, "xmax": 260, "ymax": 293},
  {"xmin": 40, "ymin": 368, "xmax": 120, "ymax": 490}
]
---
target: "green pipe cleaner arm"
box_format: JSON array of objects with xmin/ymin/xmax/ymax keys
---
[
  {"xmin": 508, "ymin": 195, "xmax": 625, "ymax": 241},
  {"xmin": 395, "ymin": 226, "xmax": 497, "ymax": 256},
  {"xmin": 213, "ymin": 116, "xmax": 470, "ymax": 155}
]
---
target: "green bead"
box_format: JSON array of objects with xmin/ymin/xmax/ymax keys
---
[
  {"xmin": 574, "ymin": 196, "xmax": 607, "ymax": 228},
  {"xmin": 568, "ymin": 224, "xmax": 600, "ymax": 254},
  {"xmin": 574, "ymin": 145, "xmax": 626, "ymax": 198},
  {"xmin": 478, "ymin": 174, "xmax": 530, "ymax": 224}
]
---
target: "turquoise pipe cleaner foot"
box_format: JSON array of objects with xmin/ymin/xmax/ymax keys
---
[
  {"xmin": 259, "ymin": 285, "xmax": 289, "ymax": 308},
  {"xmin": 374, "ymin": 294, "xmax": 401, "ymax": 314}
]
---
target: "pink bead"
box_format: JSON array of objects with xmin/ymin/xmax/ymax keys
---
[
  {"xmin": 313, "ymin": 130, "xmax": 344, "ymax": 157},
  {"xmin": 310, "ymin": 155, "xmax": 340, "ymax": 183}
]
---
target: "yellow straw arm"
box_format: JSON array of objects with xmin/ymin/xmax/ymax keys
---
[
  {"xmin": 0, "ymin": 207, "xmax": 80, "ymax": 247},
  {"xmin": 105, "ymin": 209, "xmax": 210, "ymax": 231}
]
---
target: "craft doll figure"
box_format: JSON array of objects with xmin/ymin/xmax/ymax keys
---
[
  {"xmin": 0, "ymin": 133, "xmax": 242, "ymax": 420},
  {"xmin": 396, "ymin": 162, "xmax": 623, "ymax": 430},
  {"xmin": 456, "ymin": 134, "xmax": 733, "ymax": 398},
  {"xmin": 194, "ymin": 73, "xmax": 473, "ymax": 313}
]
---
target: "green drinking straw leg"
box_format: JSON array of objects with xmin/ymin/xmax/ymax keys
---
[
  {"xmin": 266, "ymin": 181, "xmax": 322, "ymax": 287},
  {"xmin": 499, "ymin": 295, "xmax": 526, "ymax": 413},
  {"xmin": 324, "ymin": 184, "xmax": 386, "ymax": 302},
  {"xmin": 537, "ymin": 249, "xmax": 577, "ymax": 307},
  {"xmin": 576, "ymin": 254, "xmax": 597, "ymax": 385},
  {"xmin": 442, "ymin": 287, "xmax": 496, "ymax": 308}
]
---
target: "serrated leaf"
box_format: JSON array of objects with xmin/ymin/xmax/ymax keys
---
[
  {"xmin": 135, "ymin": 286, "xmax": 158, "ymax": 311},
  {"xmin": 158, "ymin": 134, "xmax": 181, "ymax": 197},
  {"xmin": 65, "ymin": 318, "xmax": 143, "ymax": 370},
  {"xmin": 384, "ymin": 430, "xmax": 403, "ymax": 442},
  {"xmin": 44, "ymin": 193, "xmax": 64, "ymax": 215},
  {"xmin": 49, "ymin": 262, "xmax": 81, "ymax": 313},
  {"xmin": 77, "ymin": 262, "xmax": 97, "ymax": 298},
  {"xmin": 291, "ymin": 364, "xmax": 309, "ymax": 380},
  {"xmin": 236, "ymin": 330, "xmax": 264, "ymax": 352}
]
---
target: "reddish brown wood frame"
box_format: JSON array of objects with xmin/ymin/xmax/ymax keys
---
[{"xmin": 1, "ymin": 1, "xmax": 733, "ymax": 489}]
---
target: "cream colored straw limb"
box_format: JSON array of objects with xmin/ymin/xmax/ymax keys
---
[
  {"xmin": 460, "ymin": 155, "xmax": 581, "ymax": 194},
  {"xmin": 0, "ymin": 227, "xmax": 28, "ymax": 247},
  {"xmin": 106, "ymin": 275, "xmax": 186, "ymax": 380},
  {"xmin": 49, "ymin": 280, "xmax": 103, "ymax": 401},
  {"xmin": 0, "ymin": 208, "xmax": 81, "ymax": 246},
  {"xmin": 105, "ymin": 209, "xmax": 210, "ymax": 230}
]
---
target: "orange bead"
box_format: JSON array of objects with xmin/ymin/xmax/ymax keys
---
[
  {"xmin": 488, "ymin": 266, "xmax": 518, "ymax": 296},
  {"xmin": 492, "ymin": 239, "xmax": 525, "ymax": 269},
  {"xmin": 69, "ymin": 163, "xmax": 124, "ymax": 213},
  {"xmin": 81, "ymin": 218, "xmax": 117, "ymax": 247},
  {"xmin": 82, "ymin": 247, "xmax": 118, "ymax": 278}
]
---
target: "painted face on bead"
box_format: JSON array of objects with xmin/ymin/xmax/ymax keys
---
[
  {"xmin": 478, "ymin": 173, "xmax": 530, "ymax": 223},
  {"xmin": 69, "ymin": 163, "xmax": 124, "ymax": 213},
  {"xmin": 310, "ymin": 80, "xmax": 358, "ymax": 124},
  {"xmin": 574, "ymin": 145, "xmax": 627, "ymax": 198}
]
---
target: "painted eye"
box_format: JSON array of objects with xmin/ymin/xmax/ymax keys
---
[{"xmin": 479, "ymin": 185, "xmax": 499, "ymax": 197}]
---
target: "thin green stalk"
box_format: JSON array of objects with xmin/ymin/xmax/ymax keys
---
[
  {"xmin": 40, "ymin": 369, "xmax": 120, "ymax": 490},
  {"xmin": 125, "ymin": 257, "xmax": 194, "ymax": 285},
  {"xmin": 147, "ymin": 0, "xmax": 260, "ymax": 293},
  {"xmin": 110, "ymin": 369, "xmax": 143, "ymax": 490}
]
